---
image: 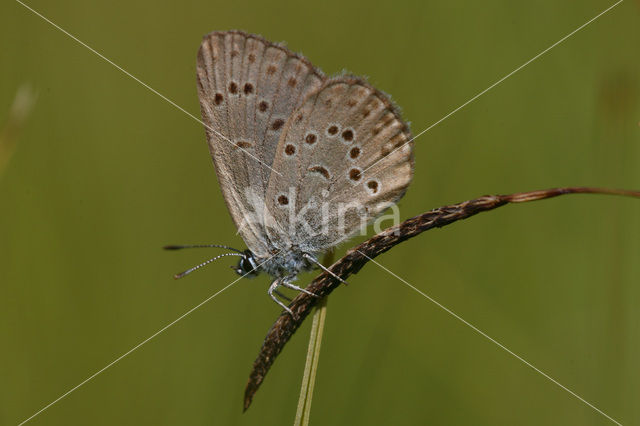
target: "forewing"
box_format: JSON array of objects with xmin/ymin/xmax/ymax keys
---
[{"xmin": 196, "ymin": 30, "xmax": 325, "ymax": 256}]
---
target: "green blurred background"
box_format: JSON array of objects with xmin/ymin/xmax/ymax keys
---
[{"xmin": 2, "ymin": 0, "xmax": 639, "ymax": 424}]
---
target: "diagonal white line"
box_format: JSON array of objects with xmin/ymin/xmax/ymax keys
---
[
  {"xmin": 357, "ymin": 250, "xmax": 622, "ymax": 426},
  {"xmin": 13, "ymin": 1, "xmax": 627, "ymax": 424},
  {"xmin": 362, "ymin": 0, "xmax": 624, "ymax": 175},
  {"xmin": 16, "ymin": 251, "xmax": 280, "ymax": 426},
  {"xmin": 14, "ymin": 0, "xmax": 282, "ymax": 177},
  {"xmin": 17, "ymin": 283, "xmax": 236, "ymax": 426}
]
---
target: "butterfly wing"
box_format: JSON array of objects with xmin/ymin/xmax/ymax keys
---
[
  {"xmin": 264, "ymin": 77, "xmax": 414, "ymax": 253},
  {"xmin": 196, "ymin": 30, "xmax": 325, "ymax": 257}
]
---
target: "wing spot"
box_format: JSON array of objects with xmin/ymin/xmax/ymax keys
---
[
  {"xmin": 295, "ymin": 113, "xmax": 304, "ymax": 123},
  {"xmin": 267, "ymin": 65, "xmax": 277, "ymax": 74},
  {"xmin": 243, "ymin": 83, "xmax": 254, "ymax": 95},
  {"xmin": 288, "ymin": 77, "xmax": 297, "ymax": 87},
  {"xmin": 341, "ymin": 129, "xmax": 354, "ymax": 142},
  {"xmin": 214, "ymin": 93, "xmax": 224, "ymax": 105},
  {"xmin": 347, "ymin": 99, "xmax": 357, "ymax": 107},
  {"xmin": 231, "ymin": 50, "xmax": 239, "ymax": 58},
  {"xmin": 235, "ymin": 141, "xmax": 253, "ymax": 149},
  {"xmin": 349, "ymin": 168, "xmax": 362, "ymax": 181},
  {"xmin": 258, "ymin": 101, "xmax": 269, "ymax": 112},
  {"xmin": 284, "ymin": 144, "xmax": 296, "ymax": 156},
  {"xmin": 229, "ymin": 82, "xmax": 238, "ymax": 94},
  {"xmin": 349, "ymin": 147, "xmax": 361, "ymax": 159},
  {"xmin": 248, "ymin": 53, "xmax": 256, "ymax": 63},
  {"xmin": 327, "ymin": 125, "xmax": 339, "ymax": 136},
  {"xmin": 271, "ymin": 119, "xmax": 285, "ymax": 130},
  {"xmin": 362, "ymin": 109, "xmax": 371, "ymax": 118},
  {"xmin": 366, "ymin": 180, "xmax": 379, "ymax": 194},
  {"xmin": 308, "ymin": 165, "xmax": 331, "ymax": 180},
  {"xmin": 277, "ymin": 195, "xmax": 289, "ymax": 205},
  {"xmin": 305, "ymin": 133, "xmax": 317, "ymax": 144}
]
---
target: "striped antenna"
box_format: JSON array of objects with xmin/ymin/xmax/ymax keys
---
[{"xmin": 173, "ymin": 252, "xmax": 244, "ymax": 279}]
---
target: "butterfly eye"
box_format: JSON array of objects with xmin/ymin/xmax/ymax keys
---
[{"xmin": 236, "ymin": 251, "xmax": 259, "ymax": 277}]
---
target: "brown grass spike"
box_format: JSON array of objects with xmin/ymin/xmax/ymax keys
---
[{"xmin": 243, "ymin": 186, "xmax": 640, "ymax": 410}]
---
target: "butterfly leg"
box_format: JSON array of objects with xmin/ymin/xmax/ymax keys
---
[
  {"xmin": 268, "ymin": 278, "xmax": 294, "ymax": 315},
  {"xmin": 273, "ymin": 288, "xmax": 292, "ymax": 302},
  {"xmin": 302, "ymin": 253, "xmax": 349, "ymax": 286},
  {"xmin": 280, "ymin": 276, "xmax": 320, "ymax": 298}
]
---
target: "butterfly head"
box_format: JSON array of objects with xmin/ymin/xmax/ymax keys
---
[{"xmin": 234, "ymin": 249, "xmax": 260, "ymax": 278}]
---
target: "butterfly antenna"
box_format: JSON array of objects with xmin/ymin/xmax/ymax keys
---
[
  {"xmin": 163, "ymin": 244, "xmax": 244, "ymax": 254},
  {"xmin": 173, "ymin": 252, "xmax": 244, "ymax": 279}
]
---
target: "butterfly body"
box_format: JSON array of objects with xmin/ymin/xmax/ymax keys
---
[
  {"xmin": 245, "ymin": 246, "xmax": 315, "ymax": 279},
  {"xmin": 184, "ymin": 30, "xmax": 414, "ymax": 313}
]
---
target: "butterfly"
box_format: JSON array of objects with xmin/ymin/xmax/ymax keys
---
[{"xmin": 166, "ymin": 30, "xmax": 413, "ymax": 314}]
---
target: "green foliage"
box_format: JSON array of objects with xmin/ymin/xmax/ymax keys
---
[{"xmin": 1, "ymin": 1, "xmax": 639, "ymax": 425}]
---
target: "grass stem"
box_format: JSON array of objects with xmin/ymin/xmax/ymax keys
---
[{"xmin": 293, "ymin": 251, "xmax": 333, "ymax": 426}]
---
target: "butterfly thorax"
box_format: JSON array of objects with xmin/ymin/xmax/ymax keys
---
[{"xmin": 254, "ymin": 246, "xmax": 316, "ymax": 279}]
